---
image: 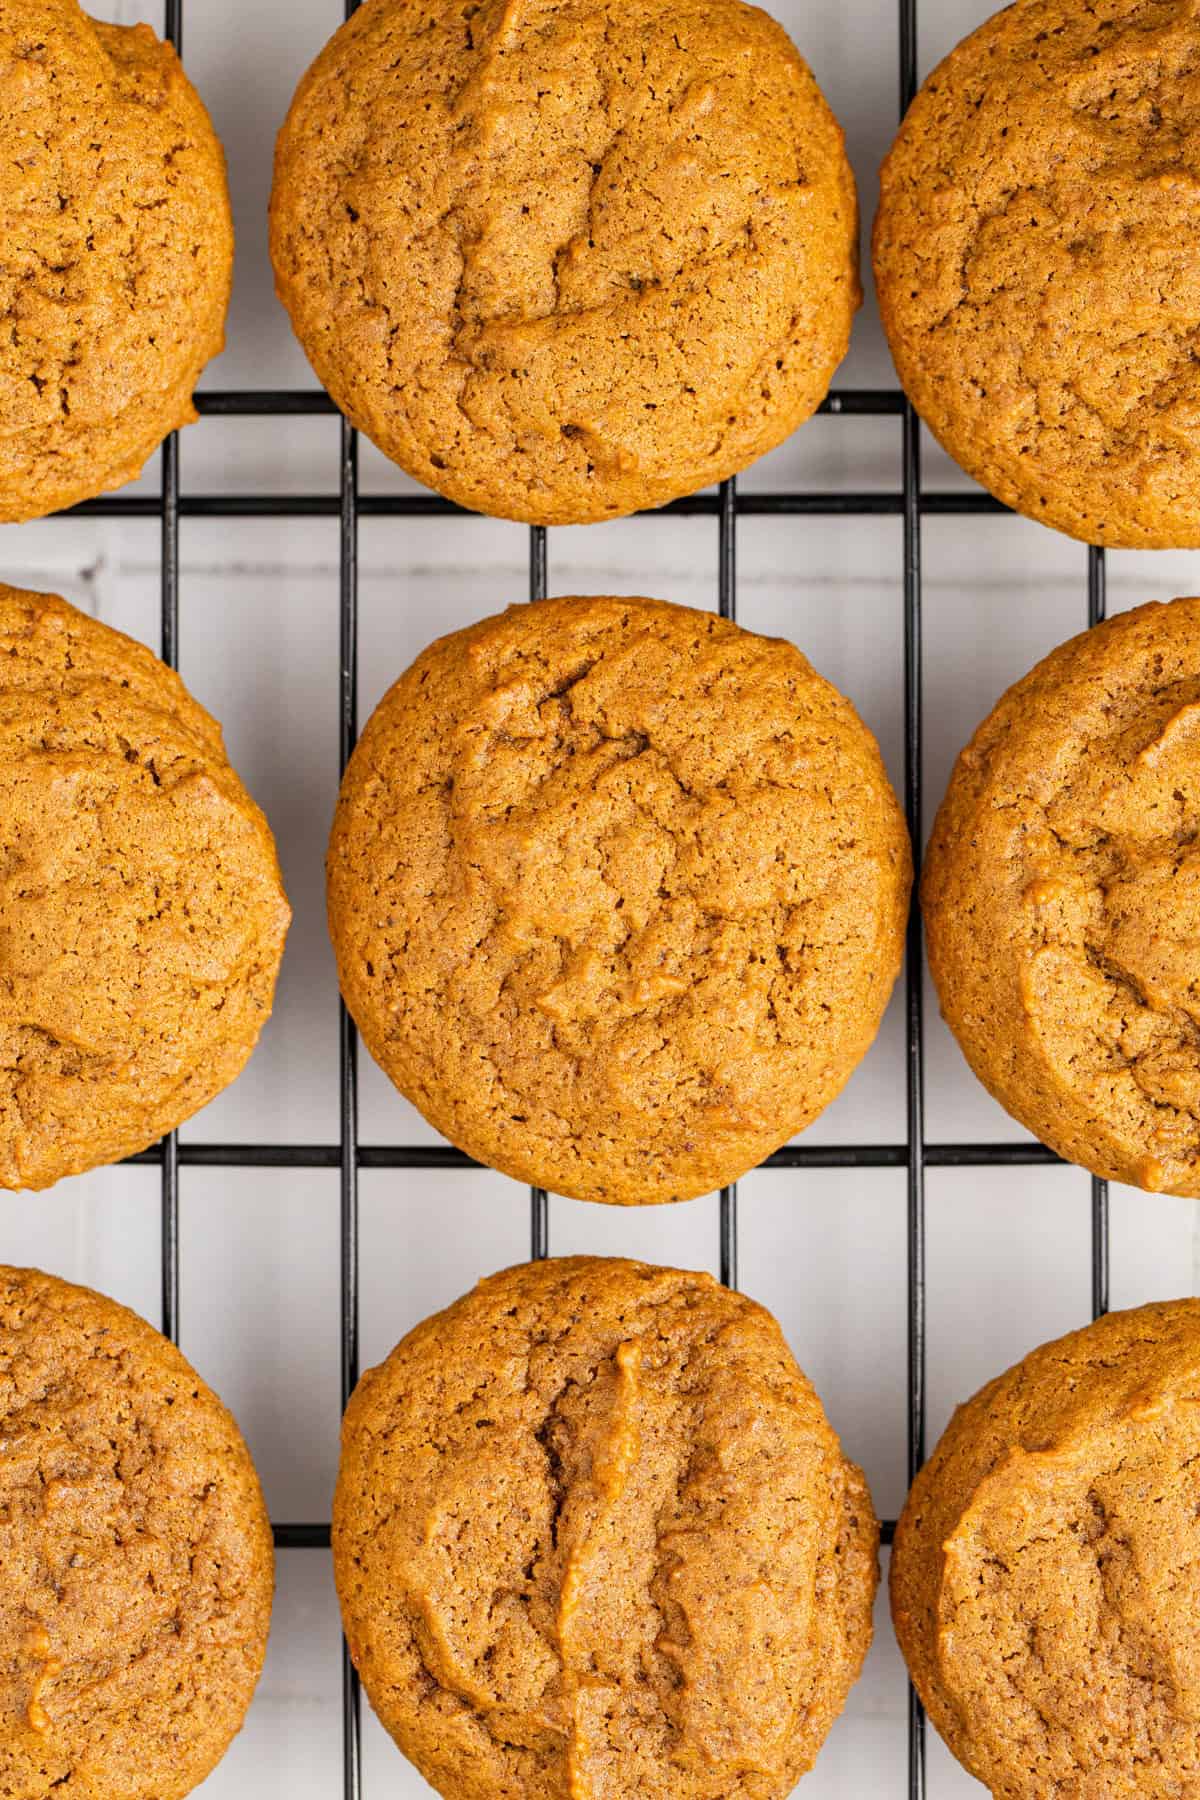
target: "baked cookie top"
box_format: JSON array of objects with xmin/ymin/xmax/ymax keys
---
[
  {"xmin": 0, "ymin": 0, "xmax": 233, "ymax": 521},
  {"xmin": 0, "ymin": 1265, "xmax": 273, "ymax": 1800},
  {"xmin": 875, "ymin": 0, "xmax": 1200, "ymax": 547},
  {"xmin": 924, "ymin": 596, "xmax": 1200, "ymax": 1197},
  {"xmin": 0, "ymin": 587, "xmax": 291, "ymax": 1190},
  {"xmin": 327, "ymin": 595, "xmax": 910, "ymax": 1204},
  {"xmin": 334, "ymin": 1255, "xmax": 878, "ymax": 1800},
  {"xmin": 270, "ymin": 0, "xmax": 858, "ymax": 524},
  {"xmin": 892, "ymin": 1299, "xmax": 1200, "ymax": 1799}
]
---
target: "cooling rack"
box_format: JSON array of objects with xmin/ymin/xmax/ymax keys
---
[{"xmin": 52, "ymin": 0, "xmax": 1115, "ymax": 1794}]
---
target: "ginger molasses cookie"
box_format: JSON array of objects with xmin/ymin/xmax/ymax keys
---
[
  {"xmin": 925, "ymin": 596, "xmax": 1200, "ymax": 1197},
  {"xmin": 0, "ymin": 1265, "xmax": 273, "ymax": 1800},
  {"xmin": 0, "ymin": 0, "xmax": 233, "ymax": 522},
  {"xmin": 0, "ymin": 586, "xmax": 291, "ymax": 1190},
  {"xmin": 893, "ymin": 1299, "xmax": 1200, "ymax": 1799},
  {"xmin": 328, "ymin": 595, "xmax": 910, "ymax": 1204},
  {"xmin": 334, "ymin": 1255, "xmax": 878, "ymax": 1800},
  {"xmin": 270, "ymin": 0, "xmax": 858, "ymax": 524},
  {"xmin": 875, "ymin": 0, "xmax": 1200, "ymax": 548}
]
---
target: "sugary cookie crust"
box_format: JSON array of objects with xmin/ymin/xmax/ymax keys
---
[
  {"xmin": 875, "ymin": 0, "xmax": 1200, "ymax": 547},
  {"xmin": 0, "ymin": 0, "xmax": 233, "ymax": 521},
  {"xmin": 0, "ymin": 587, "xmax": 290, "ymax": 1190},
  {"xmin": 335, "ymin": 1256, "xmax": 878, "ymax": 1800},
  {"xmin": 327, "ymin": 595, "xmax": 910, "ymax": 1204},
  {"xmin": 0, "ymin": 1265, "xmax": 274, "ymax": 1800},
  {"xmin": 893, "ymin": 1299, "xmax": 1200, "ymax": 1799},
  {"xmin": 271, "ymin": 0, "xmax": 858, "ymax": 524},
  {"xmin": 925, "ymin": 597, "xmax": 1200, "ymax": 1196}
]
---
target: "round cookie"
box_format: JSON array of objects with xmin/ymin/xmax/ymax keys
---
[
  {"xmin": 334, "ymin": 1255, "xmax": 878, "ymax": 1800},
  {"xmin": 0, "ymin": 585, "xmax": 291, "ymax": 1190},
  {"xmin": 0, "ymin": 1265, "xmax": 273, "ymax": 1800},
  {"xmin": 327, "ymin": 595, "xmax": 910, "ymax": 1204},
  {"xmin": 924, "ymin": 596, "xmax": 1200, "ymax": 1197},
  {"xmin": 892, "ymin": 1299, "xmax": 1200, "ymax": 1799},
  {"xmin": 874, "ymin": 0, "xmax": 1200, "ymax": 548},
  {"xmin": 270, "ymin": 0, "xmax": 858, "ymax": 525},
  {"xmin": 0, "ymin": 0, "xmax": 233, "ymax": 522}
]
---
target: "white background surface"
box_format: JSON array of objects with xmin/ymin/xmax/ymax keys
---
[{"xmin": 9, "ymin": 0, "xmax": 1200, "ymax": 1795}]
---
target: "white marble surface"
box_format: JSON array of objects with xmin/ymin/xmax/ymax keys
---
[{"xmin": 6, "ymin": 0, "xmax": 1200, "ymax": 1795}]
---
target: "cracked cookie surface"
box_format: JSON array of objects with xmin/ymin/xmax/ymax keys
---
[
  {"xmin": 0, "ymin": 1264, "xmax": 273, "ymax": 1800},
  {"xmin": 269, "ymin": 0, "xmax": 858, "ymax": 525},
  {"xmin": 924, "ymin": 596, "xmax": 1200, "ymax": 1196},
  {"xmin": 333, "ymin": 1255, "xmax": 878, "ymax": 1800},
  {"xmin": 327, "ymin": 595, "xmax": 910, "ymax": 1205},
  {"xmin": 892, "ymin": 1299, "xmax": 1200, "ymax": 1799},
  {"xmin": 0, "ymin": 0, "xmax": 233, "ymax": 522},
  {"xmin": 0, "ymin": 585, "xmax": 291, "ymax": 1190},
  {"xmin": 874, "ymin": 0, "xmax": 1200, "ymax": 547}
]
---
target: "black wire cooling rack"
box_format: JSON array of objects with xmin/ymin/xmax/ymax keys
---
[{"xmin": 55, "ymin": 0, "xmax": 1114, "ymax": 1792}]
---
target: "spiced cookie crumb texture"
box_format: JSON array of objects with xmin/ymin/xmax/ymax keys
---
[
  {"xmin": 0, "ymin": 1265, "xmax": 274, "ymax": 1800},
  {"xmin": 924, "ymin": 596, "xmax": 1200, "ymax": 1197},
  {"xmin": 270, "ymin": 0, "xmax": 859, "ymax": 524},
  {"xmin": 334, "ymin": 1255, "xmax": 879, "ymax": 1800},
  {"xmin": 0, "ymin": 0, "xmax": 233, "ymax": 522},
  {"xmin": 892, "ymin": 1299, "xmax": 1200, "ymax": 1799},
  {"xmin": 875, "ymin": 0, "xmax": 1200, "ymax": 547},
  {"xmin": 328, "ymin": 595, "xmax": 911, "ymax": 1205},
  {"xmin": 0, "ymin": 585, "xmax": 291, "ymax": 1191}
]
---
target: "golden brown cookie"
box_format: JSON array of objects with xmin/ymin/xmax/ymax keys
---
[
  {"xmin": 0, "ymin": 0, "xmax": 233, "ymax": 522},
  {"xmin": 893, "ymin": 1299, "xmax": 1200, "ymax": 1799},
  {"xmin": 0, "ymin": 1264, "xmax": 274, "ymax": 1800},
  {"xmin": 874, "ymin": 0, "xmax": 1200, "ymax": 548},
  {"xmin": 0, "ymin": 585, "xmax": 291, "ymax": 1190},
  {"xmin": 334, "ymin": 1255, "xmax": 878, "ymax": 1800},
  {"xmin": 924, "ymin": 596, "xmax": 1200, "ymax": 1197},
  {"xmin": 327, "ymin": 595, "xmax": 910, "ymax": 1204},
  {"xmin": 270, "ymin": 0, "xmax": 858, "ymax": 525}
]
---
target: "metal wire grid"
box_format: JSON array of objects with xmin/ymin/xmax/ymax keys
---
[{"xmin": 45, "ymin": 0, "xmax": 1115, "ymax": 1792}]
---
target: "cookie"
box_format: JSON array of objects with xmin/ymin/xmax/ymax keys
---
[
  {"xmin": 327, "ymin": 595, "xmax": 910, "ymax": 1204},
  {"xmin": 334, "ymin": 1255, "xmax": 878, "ymax": 1800},
  {"xmin": 0, "ymin": 586, "xmax": 291, "ymax": 1190},
  {"xmin": 0, "ymin": 1265, "xmax": 273, "ymax": 1800},
  {"xmin": 874, "ymin": 0, "xmax": 1200, "ymax": 547},
  {"xmin": 270, "ymin": 0, "xmax": 858, "ymax": 524},
  {"xmin": 924, "ymin": 596, "xmax": 1200, "ymax": 1197},
  {"xmin": 892, "ymin": 1299, "xmax": 1200, "ymax": 1799},
  {"xmin": 0, "ymin": 0, "xmax": 233, "ymax": 522}
]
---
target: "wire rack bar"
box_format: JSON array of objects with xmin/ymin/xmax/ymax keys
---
[
  {"xmin": 64, "ymin": 487, "xmax": 1012, "ymax": 520},
  {"xmin": 188, "ymin": 387, "xmax": 909, "ymax": 418},
  {"xmin": 122, "ymin": 1137, "xmax": 1068, "ymax": 1170},
  {"xmin": 529, "ymin": 527, "xmax": 551, "ymax": 1262},
  {"xmin": 159, "ymin": 449, "xmax": 181, "ymax": 1345},
  {"xmin": 338, "ymin": 414, "xmax": 363, "ymax": 1800},
  {"xmin": 159, "ymin": 0, "xmax": 182, "ymax": 1344},
  {"xmin": 1088, "ymin": 546, "xmax": 1110, "ymax": 1321},
  {"xmin": 271, "ymin": 1516, "xmax": 904, "ymax": 1551},
  {"xmin": 898, "ymin": 0, "xmax": 927, "ymax": 1787},
  {"xmin": 270, "ymin": 1514, "xmax": 904, "ymax": 1551},
  {"xmin": 718, "ymin": 477, "xmax": 739, "ymax": 1291}
]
